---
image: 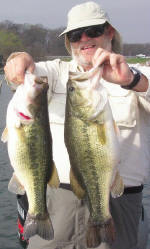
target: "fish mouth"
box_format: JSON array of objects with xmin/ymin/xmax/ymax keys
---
[{"xmin": 35, "ymin": 76, "xmax": 48, "ymax": 85}]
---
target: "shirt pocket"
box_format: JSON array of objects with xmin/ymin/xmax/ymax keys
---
[{"xmin": 108, "ymin": 90, "xmax": 138, "ymax": 128}]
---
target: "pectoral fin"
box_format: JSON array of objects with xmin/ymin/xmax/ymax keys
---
[
  {"xmin": 111, "ymin": 171, "xmax": 124, "ymax": 198},
  {"xmin": 1, "ymin": 127, "xmax": 8, "ymax": 143},
  {"xmin": 70, "ymin": 167, "xmax": 85, "ymax": 199},
  {"xmin": 48, "ymin": 162, "xmax": 60, "ymax": 188},
  {"xmin": 8, "ymin": 173, "xmax": 25, "ymax": 195}
]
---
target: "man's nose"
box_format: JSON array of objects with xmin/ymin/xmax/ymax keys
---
[{"xmin": 80, "ymin": 32, "xmax": 90, "ymax": 41}]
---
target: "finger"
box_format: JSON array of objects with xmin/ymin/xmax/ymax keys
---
[
  {"xmin": 109, "ymin": 54, "xmax": 118, "ymax": 70},
  {"xmin": 4, "ymin": 62, "xmax": 24, "ymax": 84},
  {"xmin": 27, "ymin": 63, "xmax": 35, "ymax": 74},
  {"xmin": 5, "ymin": 52, "xmax": 26, "ymax": 83},
  {"xmin": 93, "ymin": 47, "xmax": 104, "ymax": 60},
  {"xmin": 4, "ymin": 52, "xmax": 35, "ymax": 84},
  {"xmin": 93, "ymin": 50, "xmax": 110, "ymax": 68},
  {"xmin": 109, "ymin": 54, "xmax": 133, "ymax": 83},
  {"xmin": 92, "ymin": 48, "xmax": 105, "ymax": 65},
  {"xmin": 4, "ymin": 61, "xmax": 18, "ymax": 84},
  {"xmin": 109, "ymin": 54, "xmax": 125, "ymax": 70},
  {"xmin": 11, "ymin": 59, "xmax": 25, "ymax": 83},
  {"xmin": 23, "ymin": 53, "xmax": 35, "ymax": 74}
]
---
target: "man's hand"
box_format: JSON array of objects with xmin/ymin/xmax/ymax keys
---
[
  {"xmin": 92, "ymin": 48, "xmax": 148, "ymax": 92},
  {"xmin": 4, "ymin": 52, "xmax": 35, "ymax": 84},
  {"xmin": 92, "ymin": 48, "xmax": 134, "ymax": 86}
]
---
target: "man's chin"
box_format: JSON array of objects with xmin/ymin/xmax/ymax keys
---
[
  {"xmin": 73, "ymin": 54, "xmax": 92, "ymax": 69},
  {"xmin": 80, "ymin": 60, "xmax": 92, "ymax": 69}
]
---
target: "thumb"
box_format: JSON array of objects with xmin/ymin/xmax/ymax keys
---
[{"xmin": 26, "ymin": 63, "xmax": 35, "ymax": 74}]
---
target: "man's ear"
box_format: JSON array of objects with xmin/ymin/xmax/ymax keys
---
[{"xmin": 107, "ymin": 25, "xmax": 115, "ymax": 40}]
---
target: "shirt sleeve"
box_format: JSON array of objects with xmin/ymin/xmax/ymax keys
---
[
  {"xmin": 34, "ymin": 59, "xmax": 61, "ymax": 92},
  {"xmin": 132, "ymin": 64, "xmax": 150, "ymax": 99},
  {"xmin": 133, "ymin": 64, "xmax": 150, "ymax": 112}
]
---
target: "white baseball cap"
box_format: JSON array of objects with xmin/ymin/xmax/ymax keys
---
[{"xmin": 60, "ymin": 1, "xmax": 122, "ymax": 54}]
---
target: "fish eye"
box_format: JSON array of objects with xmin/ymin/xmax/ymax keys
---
[{"xmin": 68, "ymin": 86, "xmax": 75, "ymax": 92}]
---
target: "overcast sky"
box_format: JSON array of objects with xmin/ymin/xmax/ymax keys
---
[{"xmin": 0, "ymin": 0, "xmax": 149, "ymax": 43}]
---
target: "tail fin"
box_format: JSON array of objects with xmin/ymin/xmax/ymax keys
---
[
  {"xmin": 86, "ymin": 223, "xmax": 101, "ymax": 248},
  {"xmin": 23, "ymin": 212, "xmax": 54, "ymax": 241},
  {"xmin": 99, "ymin": 218, "xmax": 116, "ymax": 245},
  {"xmin": 86, "ymin": 218, "xmax": 115, "ymax": 248}
]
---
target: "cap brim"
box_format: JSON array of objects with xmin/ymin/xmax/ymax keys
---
[{"xmin": 59, "ymin": 19, "xmax": 106, "ymax": 36}]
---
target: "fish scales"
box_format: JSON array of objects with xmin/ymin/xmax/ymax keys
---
[
  {"xmin": 8, "ymin": 88, "xmax": 52, "ymax": 215},
  {"xmin": 65, "ymin": 115, "xmax": 112, "ymax": 224},
  {"xmin": 64, "ymin": 67, "xmax": 124, "ymax": 248},
  {"xmin": 2, "ymin": 73, "xmax": 60, "ymax": 241}
]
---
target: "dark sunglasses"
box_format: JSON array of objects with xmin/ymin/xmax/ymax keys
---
[{"xmin": 67, "ymin": 23, "xmax": 109, "ymax": 42}]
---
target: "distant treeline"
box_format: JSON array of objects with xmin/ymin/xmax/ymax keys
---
[{"xmin": 0, "ymin": 20, "xmax": 149, "ymax": 62}]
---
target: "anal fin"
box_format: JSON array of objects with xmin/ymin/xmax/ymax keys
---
[
  {"xmin": 8, "ymin": 173, "xmax": 25, "ymax": 195},
  {"xmin": 70, "ymin": 167, "xmax": 85, "ymax": 199},
  {"xmin": 48, "ymin": 162, "xmax": 60, "ymax": 188}
]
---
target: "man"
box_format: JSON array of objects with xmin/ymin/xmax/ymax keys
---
[{"xmin": 4, "ymin": 2, "xmax": 150, "ymax": 249}]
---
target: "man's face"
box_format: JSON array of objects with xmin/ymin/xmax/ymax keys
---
[{"xmin": 68, "ymin": 25, "xmax": 114, "ymax": 70}]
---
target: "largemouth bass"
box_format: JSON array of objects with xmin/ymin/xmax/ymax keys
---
[
  {"xmin": 1, "ymin": 73, "xmax": 59, "ymax": 240},
  {"xmin": 64, "ymin": 67, "xmax": 124, "ymax": 248}
]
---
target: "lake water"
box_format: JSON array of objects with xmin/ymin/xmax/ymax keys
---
[{"xmin": 0, "ymin": 74, "xmax": 150, "ymax": 249}]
